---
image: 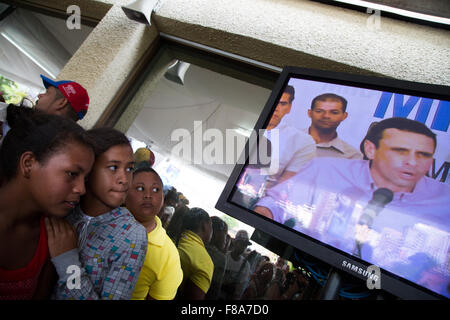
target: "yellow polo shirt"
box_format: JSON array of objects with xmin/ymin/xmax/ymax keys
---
[
  {"xmin": 131, "ymin": 216, "xmax": 183, "ymax": 300},
  {"xmin": 177, "ymin": 230, "xmax": 214, "ymax": 294}
]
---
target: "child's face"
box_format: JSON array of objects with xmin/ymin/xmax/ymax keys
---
[
  {"xmin": 87, "ymin": 144, "xmax": 134, "ymax": 212},
  {"xmin": 125, "ymin": 171, "xmax": 164, "ymax": 224},
  {"xmin": 29, "ymin": 141, "xmax": 95, "ymax": 217}
]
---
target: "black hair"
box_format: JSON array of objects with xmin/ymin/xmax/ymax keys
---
[
  {"xmin": 165, "ymin": 187, "xmax": 179, "ymax": 204},
  {"xmin": 183, "ymin": 207, "xmax": 210, "ymax": 233},
  {"xmin": 132, "ymin": 165, "xmax": 163, "ymax": 187},
  {"xmin": 284, "ymin": 85, "xmax": 295, "ymax": 103},
  {"xmin": 359, "ymin": 117, "xmax": 437, "ymax": 158},
  {"xmin": 311, "ymin": 93, "xmax": 348, "ymax": 112},
  {"xmin": 176, "ymin": 207, "xmax": 210, "ymax": 246},
  {"xmin": 211, "ymin": 216, "xmax": 228, "ymax": 233},
  {"xmin": 0, "ymin": 104, "xmax": 94, "ymax": 184},
  {"xmin": 177, "ymin": 192, "xmax": 189, "ymax": 206},
  {"xmin": 86, "ymin": 127, "xmax": 131, "ymax": 157},
  {"xmin": 166, "ymin": 205, "xmax": 190, "ymax": 242}
]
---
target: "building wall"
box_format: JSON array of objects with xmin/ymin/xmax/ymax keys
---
[{"xmin": 10, "ymin": 0, "xmax": 450, "ymax": 129}]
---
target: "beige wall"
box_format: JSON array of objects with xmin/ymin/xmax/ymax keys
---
[
  {"xmin": 58, "ymin": 4, "xmax": 158, "ymax": 129},
  {"xmin": 10, "ymin": 0, "xmax": 450, "ymax": 129},
  {"xmin": 153, "ymin": 0, "xmax": 449, "ymax": 83}
]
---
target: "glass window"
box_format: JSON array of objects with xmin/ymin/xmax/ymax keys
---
[
  {"xmin": 118, "ymin": 41, "xmax": 274, "ymax": 212},
  {"xmin": 0, "ymin": 6, "xmax": 94, "ymax": 104},
  {"xmin": 113, "ymin": 38, "xmax": 285, "ymax": 264}
]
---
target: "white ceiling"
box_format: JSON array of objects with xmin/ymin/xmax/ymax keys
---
[
  {"xmin": 32, "ymin": 11, "xmax": 93, "ymax": 56},
  {"xmin": 126, "ymin": 62, "xmax": 272, "ymax": 179},
  {"xmin": 0, "ymin": 7, "xmax": 93, "ymax": 96}
]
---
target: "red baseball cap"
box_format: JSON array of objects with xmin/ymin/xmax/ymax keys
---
[{"xmin": 40, "ymin": 75, "xmax": 89, "ymax": 120}]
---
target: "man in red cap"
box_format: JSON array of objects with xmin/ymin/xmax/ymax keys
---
[
  {"xmin": 35, "ymin": 75, "xmax": 89, "ymax": 121},
  {"xmin": 0, "ymin": 76, "xmax": 89, "ymax": 145}
]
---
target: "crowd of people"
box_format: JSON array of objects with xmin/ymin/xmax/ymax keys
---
[
  {"xmin": 160, "ymin": 188, "xmax": 312, "ymax": 301},
  {"xmin": 0, "ymin": 76, "xmax": 312, "ymax": 300},
  {"xmin": 2, "ymin": 70, "xmax": 446, "ymax": 300}
]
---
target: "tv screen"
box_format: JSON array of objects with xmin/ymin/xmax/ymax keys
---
[{"xmin": 216, "ymin": 66, "xmax": 450, "ymax": 299}]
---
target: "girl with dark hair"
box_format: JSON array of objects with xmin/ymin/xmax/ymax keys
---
[
  {"xmin": 166, "ymin": 205, "xmax": 190, "ymax": 243},
  {"xmin": 125, "ymin": 166, "xmax": 183, "ymax": 300},
  {"xmin": 176, "ymin": 207, "xmax": 213, "ymax": 300},
  {"xmin": 205, "ymin": 216, "xmax": 229, "ymax": 300},
  {"xmin": 0, "ymin": 107, "xmax": 95, "ymax": 299},
  {"xmin": 48, "ymin": 127, "xmax": 148, "ymax": 300}
]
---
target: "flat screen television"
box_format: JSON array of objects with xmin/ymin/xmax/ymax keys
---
[{"xmin": 216, "ymin": 66, "xmax": 450, "ymax": 299}]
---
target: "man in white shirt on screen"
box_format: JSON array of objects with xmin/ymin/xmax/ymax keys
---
[
  {"xmin": 303, "ymin": 93, "xmax": 362, "ymax": 159},
  {"xmin": 234, "ymin": 85, "xmax": 316, "ymax": 208},
  {"xmin": 256, "ymin": 85, "xmax": 317, "ymax": 184}
]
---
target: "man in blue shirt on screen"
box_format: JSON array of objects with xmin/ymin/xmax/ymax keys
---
[{"xmin": 254, "ymin": 117, "xmax": 449, "ymax": 297}]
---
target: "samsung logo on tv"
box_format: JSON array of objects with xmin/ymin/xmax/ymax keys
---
[{"xmin": 342, "ymin": 261, "xmax": 381, "ymax": 289}]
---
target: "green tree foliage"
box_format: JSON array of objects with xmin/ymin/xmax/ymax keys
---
[
  {"xmin": 221, "ymin": 214, "xmax": 239, "ymax": 231},
  {"xmin": 0, "ymin": 75, "xmax": 27, "ymax": 104}
]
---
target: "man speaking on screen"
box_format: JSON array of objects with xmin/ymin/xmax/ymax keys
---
[{"xmin": 254, "ymin": 117, "xmax": 450, "ymax": 297}]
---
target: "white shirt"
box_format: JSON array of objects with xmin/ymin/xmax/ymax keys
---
[
  {"xmin": 236, "ymin": 119, "xmax": 316, "ymax": 201},
  {"xmin": 302, "ymin": 128, "xmax": 363, "ymax": 159},
  {"xmin": 262, "ymin": 120, "xmax": 316, "ymax": 180},
  {"xmin": 221, "ymin": 252, "xmax": 251, "ymax": 300}
]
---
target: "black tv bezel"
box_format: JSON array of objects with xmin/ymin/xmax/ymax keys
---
[{"xmin": 215, "ymin": 66, "xmax": 450, "ymax": 300}]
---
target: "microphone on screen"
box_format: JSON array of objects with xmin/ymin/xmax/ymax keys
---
[
  {"xmin": 354, "ymin": 188, "xmax": 394, "ymax": 258},
  {"xmin": 358, "ymin": 188, "xmax": 394, "ymax": 228},
  {"xmin": 284, "ymin": 218, "xmax": 296, "ymax": 229}
]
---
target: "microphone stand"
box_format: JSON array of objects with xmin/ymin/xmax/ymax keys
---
[
  {"xmin": 353, "ymin": 188, "xmax": 394, "ymax": 260},
  {"xmin": 320, "ymin": 267, "xmax": 343, "ymax": 300},
  {"xmin": 354, "ymin": 241, "xmax": 362, "ymax": 259}
]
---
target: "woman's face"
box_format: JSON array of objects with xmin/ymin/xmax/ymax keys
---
[
  {"xmin": 86, "ymin": 144, "xmax": 134, "ymax": 212},
  {"xmin": 28, "ymin": 141, "xmax": 94, "ymax": 217},
  {"xmin": 125, "ymin": 171, "xmax": 164, "ymax": 223}
]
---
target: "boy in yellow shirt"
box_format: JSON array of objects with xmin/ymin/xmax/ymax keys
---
[{"xmin": 126, "ymin": 166, "xmax": 183, "ymax": 300}]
